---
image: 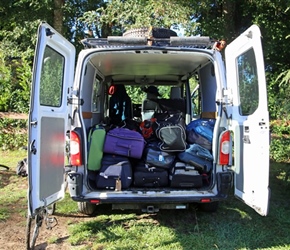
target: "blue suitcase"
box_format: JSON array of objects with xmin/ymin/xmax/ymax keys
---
[{"xmin": 177, "ymin": 144, "xmax": 213, "ymax": 172}]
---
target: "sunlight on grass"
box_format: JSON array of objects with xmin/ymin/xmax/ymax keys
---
[
  {"xmin": 0, "ymin": 150, "xmax": 27, "ymax": 167},
  {"xmin": 225, "ymin": 207, "xmax": 253, "ymax": 219}
]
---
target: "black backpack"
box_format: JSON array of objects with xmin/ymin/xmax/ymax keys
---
[{"xmin": 16, "ymin": 158, "xmax": 28, "ymax": 177}]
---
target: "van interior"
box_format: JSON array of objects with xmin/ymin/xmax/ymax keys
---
[{"xmin": 72, "ymin": 48, "xmax": 220, "ymax": 191}]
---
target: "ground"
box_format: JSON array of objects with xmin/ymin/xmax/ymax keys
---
[{"xmin": 0, "ymin": 169, "xmax": 87, "ymax": 250}]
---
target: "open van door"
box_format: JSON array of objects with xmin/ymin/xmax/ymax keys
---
[
  {"xmin": 225, "ymin": 25, "xmax": 270, "ymax": 216},
  {"xmin": 28, "ymin": 22, "xmax": 75, "ymax": 216}
]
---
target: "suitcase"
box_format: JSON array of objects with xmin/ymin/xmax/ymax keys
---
[
  {"xmin": 170, "ymin": 162, "xmax": 203, "ymax": 188},
  {"xmin": 144, "ymin": 141, "xmax": 175, "ymax": 169},
  {"xmin": 177, "ymin": 144, "xmax": 213, "ymax": 172},
  {"xmin": 96, "ymin": 154, "xmax": 132, "ymax": 190},
  {"xmin": 87, "ymin": 125, "xmax": 106, "ymax": 171},
  {"xmin": 133, "ymin": 161, "xmax": 169, "ymax": 187},
  {"xmin": 103, "ymin": 127, "xmax": 145, "ymax": 159}
]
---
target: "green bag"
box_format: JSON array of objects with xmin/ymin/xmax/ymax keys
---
[{"xmin": 87, "ymin": 125, "xmax": 106, "ymax": 171}]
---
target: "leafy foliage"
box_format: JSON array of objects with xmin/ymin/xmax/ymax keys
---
[
  {"xmin": 0, "ymin": 51, "xmax": 31, "ymax": 112},
  {"xmin": 0, "ymin": 118, "xmax": 28, "ymax": 150},
  {"xmin": 96, "ymin": 0, "xmax": 192, "ymax": 31}
]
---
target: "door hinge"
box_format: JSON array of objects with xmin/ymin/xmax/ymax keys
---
[
  {"xmin": 222, "ymin": 88, "xmax": 233, "ymax": 106},
  {"xmin": 67, "ymin": 97, "xmax": 84, "ymax": 105},
  {"xmin": 30, "ymin": 119, "xmax": 38, "ymax": 128}
]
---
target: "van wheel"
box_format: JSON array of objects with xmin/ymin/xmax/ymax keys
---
[
  {"xmin": 199, "ymin": 201, "xmax": 219, "ymax": 212},
  {"xmin": 77, "ymin": 202, "xmax": 97, "ymax": 216}
]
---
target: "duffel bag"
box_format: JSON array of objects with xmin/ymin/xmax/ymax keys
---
[
  {"xmin": 186, "ymin": 129, "xmax": 212, "ymax": 150},
  {"xmin": 154, "ymin": 113, "xmax": 186, "ymax": 152},
  {"xmin": 186, "ymin": 118, "xmax": 215, "ymax": 142}
]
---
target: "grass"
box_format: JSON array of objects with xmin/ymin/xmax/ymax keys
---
[
  {"xmin": 1, "ymin": 150, "xmax": 290, "ymax": 249},
  {"xmin": 0, "ymin": 149, "xmax": 27, "ymax": 220}
]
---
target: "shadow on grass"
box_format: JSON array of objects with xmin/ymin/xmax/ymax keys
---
[
  {"xmin": 55, "ymin": 161, "xmax": 290, "ymax": 249},
  {"xmin": 0, "ymin": 170, "xmax": 15, "ymax": 188}
]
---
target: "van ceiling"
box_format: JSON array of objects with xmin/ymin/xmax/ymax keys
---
[{"xmin": 89, "ymin": 50, "xmax": 211, "ymax": 84}]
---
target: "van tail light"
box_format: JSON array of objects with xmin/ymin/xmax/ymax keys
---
[
  {"xmin": 70, "ymin": 131, "xmax": 82, "ymax": 166},
  {"xmin": 218, "ymin": 130, "xmax": 231, "ymax": 165}
]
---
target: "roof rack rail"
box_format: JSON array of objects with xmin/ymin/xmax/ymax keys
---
[{"xmin": 81, "ymin": 36, "xmax": 215, "ymax": 49}]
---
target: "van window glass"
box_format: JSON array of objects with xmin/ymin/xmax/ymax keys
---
[
  {"xmin": 92, "ymin": 78, "xmax": 101, "ymax": 112},
  {"xmin": 237, "ymin": 48, "xmax": 259, "ymax": 116},
  {"xmin": 189, "ymin": 77, "xmax": 200, "ymax": 117},
  {"xmin": 39, "ymin": 46, "xmax": 64, "ymax": 107}
]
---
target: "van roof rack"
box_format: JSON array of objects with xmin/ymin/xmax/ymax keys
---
[{"xmin": 81, "ymin": 36, "xmax": 215, "ymax": 49}]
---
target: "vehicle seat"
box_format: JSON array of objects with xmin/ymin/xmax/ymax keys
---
[
  {"xmin": 155, "ymin": 87, "xmax": 186, "ymax": 113},
  {"xmin": 141, "ymin": 92, "xmax": 160, "ymax": 120},
  {"xmin": 170, "ymin": 86, "xmax": 181, "ymax": 99}
]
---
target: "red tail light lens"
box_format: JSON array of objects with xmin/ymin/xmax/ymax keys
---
[
  {"xmin": 218, "ymin": 130, "xmax": 231, "ymax": 165},
  {"xmin": 70, "ymin": 131, "xmax": 82, "ymax": 166}
]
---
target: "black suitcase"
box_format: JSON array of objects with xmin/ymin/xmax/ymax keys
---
[
  {"xmin": 96, "ymin": 154, "xmax": 132, "ymax": 190},
  {"xmin": 170, "ymin": 162, "xmax": 203, "ymax": 188},
  {"xmin": 133, "ymin": 161, "xmax": 169, "ymax": 187}
]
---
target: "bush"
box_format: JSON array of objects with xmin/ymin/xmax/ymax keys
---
[
  {"xmin": 270, "ymin": 120, "xmax": 290, "ymax": 163},
  {"xmin": 0, "ymin": 118, "xmax": 28, "ymax": 150}
]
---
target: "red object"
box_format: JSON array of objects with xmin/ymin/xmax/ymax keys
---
[
  {"xmin": 108, "ymin": 85, "xmax": 116, "ymax": 95},
  {"xmin": 140, "ymin": 118, "xmax": 157, "ymax": 139},
  {"xmin": 219, "ymin": 130, "xmax": 230, "ymax": 165},
  {"xmin": 70, "ymin": 131, "xmax": 82, "ymax": 166}
]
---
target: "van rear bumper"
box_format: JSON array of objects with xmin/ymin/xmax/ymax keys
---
[{"xmin": 71, "ymin": 193, "xmax": 228, "ymax": 204}]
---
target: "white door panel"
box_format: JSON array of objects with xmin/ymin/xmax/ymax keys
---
[
  {"xmin": 225, "ymin": 25, "xmax": 270, "ymax": 216},
  {"xmin": 28, "ymin": 22, "xmax": 75, "ymax": 215}
]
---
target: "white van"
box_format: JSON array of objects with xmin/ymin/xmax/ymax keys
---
[{"xmin": 27, "ymin": 22, "xmax": 270, "ymax": 227}]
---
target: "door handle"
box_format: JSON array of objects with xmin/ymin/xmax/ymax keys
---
[{"xmin": 30, "ymin": 139, "xmax": 37, "ymax": 155}]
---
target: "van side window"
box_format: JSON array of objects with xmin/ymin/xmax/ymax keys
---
[
  {"xmin": 189, "ymin": 77, "xmax": 200, "ymax": 117},
  {"xmin": 237, "ymin": 48, "xmax": 259, "ymax": 116},
  {"xmin": 92, "ymin": 78, "xmax": 101, "ymax": 112},
  {"xmin": 39, "ymin": 46, "xmax": 64, "ymax": 107}
]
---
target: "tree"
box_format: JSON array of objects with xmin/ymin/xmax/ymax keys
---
[{"xmin": 80, "ymin": 0, "xmax": 193, "ymax": 36}]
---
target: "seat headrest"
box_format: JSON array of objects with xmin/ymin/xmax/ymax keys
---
[{"xmin": 170, "ymin": 87, "xmax": 181, "ymax": 99}]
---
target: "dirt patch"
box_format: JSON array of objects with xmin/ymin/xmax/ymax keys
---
[
  {"xmin": 0, "ymin": 112, "xmax": 27, "ymax": 120},
  {"xmin": 0, "ymin": 171, "xmax": 89, "ymax": 250}
]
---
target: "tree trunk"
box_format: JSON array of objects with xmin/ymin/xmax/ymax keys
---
[{"xmin": 53, "ymin": 0, "xmax": 64, "ymax": 34}]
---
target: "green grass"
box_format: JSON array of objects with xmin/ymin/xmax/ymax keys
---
[
  {"xmin": 64, "ymin": 160, "xmax": 290, "ymax": 250},
  {"xmin": 0, "ymin": 149, "xmax": 27, "ymax": 220},
  {"xmin": 1, "ymin": 150, "xmax": 290, "ymax": 249}
]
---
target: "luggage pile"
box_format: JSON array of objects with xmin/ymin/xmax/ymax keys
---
[{"xmin": 87, "ymin": 115, "xmax": 215, "ymax": 190}]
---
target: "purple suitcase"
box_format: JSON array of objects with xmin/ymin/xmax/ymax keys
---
[{"xmin": 103, "ymin": 127, "xmax": 145, "ymax": 159}]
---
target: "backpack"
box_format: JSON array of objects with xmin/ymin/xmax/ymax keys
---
[{"xmin": 16, "ymin": 158, "xmax": 28, "ymax": 177}]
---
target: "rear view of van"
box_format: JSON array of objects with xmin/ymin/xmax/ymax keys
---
[{"xmin": 28, "ymin": 23, "xmax": 270, "ymax": 224}]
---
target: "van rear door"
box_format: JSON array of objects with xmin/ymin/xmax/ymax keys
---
[
  {"xmin": 225, "ymin": 25, "xmax": 270, "ymax": 216},
  {"xmin": 28, "ymin": 22, "xmax": 75, "ymax": 215}
]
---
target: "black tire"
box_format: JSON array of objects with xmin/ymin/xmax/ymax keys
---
[
  {"xmin": 199, "ymin": 201, "xmax": 219, "ymax": 213},
  {"xmin": 123, "ymin": 27, "xmax": 177, "ymax": 38},
  {"xmin": 77, "ymin": 202, "xmax": 97, "ymax": 216}
]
